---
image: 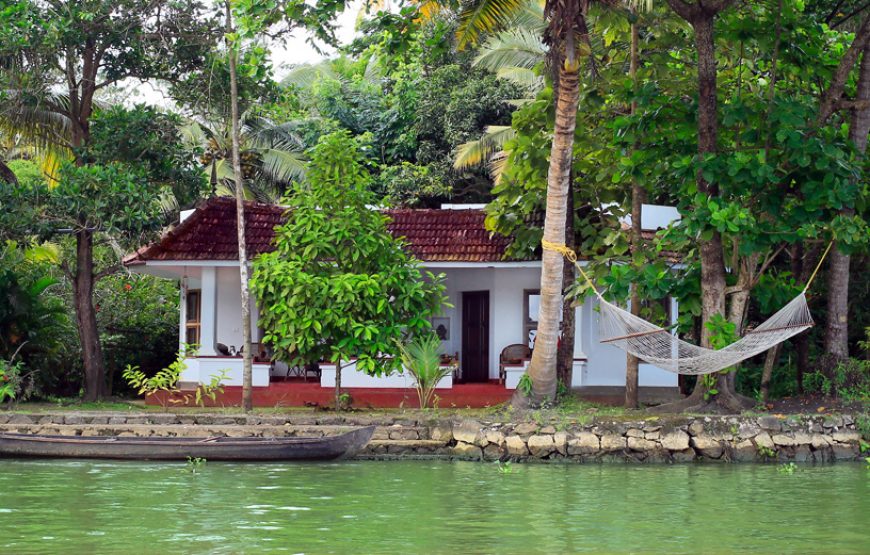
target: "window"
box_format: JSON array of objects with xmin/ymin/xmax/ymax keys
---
[
  {"xmin": 523, "ymin": 289, "xmax": 540, "ymax": 349},
  {"xmin": 523, "ymin": 289, "xmax": 565, "ymax": 349},
  {"xmin": 185, "ymin": 290, "xmax": 201, "ymax": 347}
]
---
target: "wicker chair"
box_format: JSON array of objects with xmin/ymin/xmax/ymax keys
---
[{"xmin": 498, "ymin": 343, "xmax": 532, "ymax": 384}]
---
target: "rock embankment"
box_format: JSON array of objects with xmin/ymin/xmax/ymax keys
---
[{"xmin": 0, "ymin": 412, "xmax": 864, "ymax": 463}]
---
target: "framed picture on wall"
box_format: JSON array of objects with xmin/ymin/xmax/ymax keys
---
[{"xmin": 432, "ymin": 317, "xmax": 450, "ymax": 341}]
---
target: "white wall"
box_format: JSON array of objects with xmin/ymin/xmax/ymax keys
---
[
  {"xmin": 433, "ymin": 266, "xmax": 540, "ymax": 380},
  {"xmin": 214, "ymin": 267, "xmax": 260, "ymax": 351},
  {"xmin": 187, "ymin": 262, "xmax": 679, "ymax": 389},
  {"xmin": 578, "ymin": 297, "xmax": 678, "ymax": 387},
  {"xmin": 319, "ymin": 361, "xmax": 452, "ymax": 389}
]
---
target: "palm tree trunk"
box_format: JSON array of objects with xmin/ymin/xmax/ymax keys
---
[
  {"xmin": 525, "ymin": 62, "xmax": 580, "ymax": 405},
  {"xmin": 824, "ymin": 43, "xmax": 870, "ymax": 360},
  {"xmin": 556, "ymin": 177, "xmax": 575, "ymax": 391},
  {"xmin": 625, "ymin": 16, "xmax": 642, "ymax": 409},
  {"xmin": 226, "ymin": 3, "xmax": 254, "ymax": 413}
]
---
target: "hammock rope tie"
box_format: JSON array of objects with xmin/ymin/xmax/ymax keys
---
[{"xmin": 541, "ymin": 239, "xmax": 831, "ymax": 376}]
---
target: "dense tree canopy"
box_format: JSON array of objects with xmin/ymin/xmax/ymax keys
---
[{"xmin": 0, "ymin": 0, "xmax": 867, "ymax": 409}]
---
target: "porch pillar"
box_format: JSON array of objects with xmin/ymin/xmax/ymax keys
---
[
  {"xmin": 572, "ymin": 304, "xmax": 587, "ymax": 387},
  {"xmin": 179, "ymin": 275, "xmax": 188, "ymax": 351},
  {"xmin": 573, "ymin": 305, "xmax": 586, "ymax": 358},
  {"xmin": 199, "ymin": 266, "xmax": 218, "ymax": 356}
]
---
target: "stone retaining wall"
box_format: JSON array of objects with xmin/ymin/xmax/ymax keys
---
[{"xmin": 0, "ymin": 412, "xmax": 865, "ymax": 463}]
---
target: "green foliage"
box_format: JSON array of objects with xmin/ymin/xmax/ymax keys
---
[
  {"xmin": 373, "ymin": 162, "xmax": 451, "ymax": 207},
  {"xmin": 83, "ymin": 105, "xmax": 205, "ymax": 207},
  {"xmin": 517, "ymin": 373, "xmax": 533, "ymax": 397},
  {"xmin": 0, "ymin": 0, "xmax": 219, "ymax": 85},
  {"xmin": 705, "ymin": 315, "xmax": 739, "ymax": 350},
  {"xmin": 271, "ymin": 12, "xmax": 521, "ymax": 205},
  {"xmin": 397, "ymin": 333, "xmax": 454, "ymax": 409},
  {"xmin": 96, "ymin": 271, "xmax": 180, "ymax": 393},
  {"xmin": 495, "ymin": 460, "xmax": 516, "ymax": 474},
  {"xmin": 252, "ymin": 132, "xmax": 447, "ymax": 383},
  {"xmin": 0, "ymin": 359, "xmax": 22, "ymax": 403},
  {"xmin": 122, "ymin": 347, "xmax": 228, "ymax": 411},
  {"xmin": 0, "ymin": 241, "xmax": 70, "ymax": 396},
  {"xmin": 778, "ymin": 462, "xmax": 798, "ymax": 474},
  {"xmin": 0, "ymin": 106, "xmax": 196, "ymax": 246},
  {"xmin": 757, "ymin": 445, "xmax": 776, "ymax": 459},
  {"xmin": 804, "ymin": 358, "xmax": 870, "ymax": 406},
  {"xmin": 185, "ymin": 457, "xmax": 207, "ymax": 474}
]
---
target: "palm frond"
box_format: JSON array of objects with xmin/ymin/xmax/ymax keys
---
[
  {"xmin": 506, "ymin": 0, "xmax": 546, "ymax": 33},
  {"xmin": 258, "ymin": 148, "xmax": 307, "ymax": 184},
  {"xmin": 23, "ymin": 242, "xmax": 60, "ymax": 264},
  {"xmin": 280, "ymin": 62, "xmax": 339, "ymax": 89},
  {"xmin": 456, "ymin": 0, "xmax": 528, "ymax": 49},
  {"xmin": 247, "ymin": 119, "xmax": 305, "ymax": 152},
  {"xmin": 474, "ymin": 27, "xmax": 547, "ymax": 73},
  {"xmin": 453, "ymin": 125, "xmax": 515, "ymax": 170},
  {"xmin": 496, "ymin": 67, "xmax": 544, "ymax": 89}
]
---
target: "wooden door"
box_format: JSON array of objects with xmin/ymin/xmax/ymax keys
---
[{"xmin": 461, "ymin": 291, "xmax": 490, "ymax": 383}]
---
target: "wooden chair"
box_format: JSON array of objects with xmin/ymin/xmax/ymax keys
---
[{"xmin": 499, "ymin": 343, "xmax": 531, "ymax": 384}]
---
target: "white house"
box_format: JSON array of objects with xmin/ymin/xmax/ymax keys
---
[{"xmin": 124, "ymin": 196, "xmax": 680, "ymax": 405}]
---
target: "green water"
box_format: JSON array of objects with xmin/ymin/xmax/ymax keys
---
[{"xmin": 0, "ymin": 460, "xmax": 866, "ymax": 554}]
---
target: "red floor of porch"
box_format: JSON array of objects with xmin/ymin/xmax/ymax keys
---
[{"xmin": 169, "ymin": 380, "xmax": 514, "ymax": 409}]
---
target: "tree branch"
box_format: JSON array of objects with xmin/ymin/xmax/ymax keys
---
[
  {"xmin": 94, "ymin": 264, "xmax": 121, "ymax": 282},
  {"xmin": 816, "ymin": 13, "xmax": 870, "ymax": 126}
]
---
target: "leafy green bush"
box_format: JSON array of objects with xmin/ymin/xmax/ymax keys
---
[
  {"xmin": 0, "ymin": 241, "xmax": 72, "ymax": 398},
  {"xmin": 0, "ymin": 359, "xmax": 22, "ymax": 404},
  {"xmin": 123, "ymin": 347, "xmax": 227, "ymax": 411},
  {"xmin": 517, "ymin": 373, "xmax": 533, "ymax": 397},
  {"xmin": 804, "ymin": 357, "xmax": 870, "ymax": 406},
  {"xmin": 397, "ymin": 333, "xmax": 454, "ymax": 409}
]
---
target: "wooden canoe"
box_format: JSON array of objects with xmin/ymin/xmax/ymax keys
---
[{"xmin": 0, "ymin": 426, "xmax": 375, "ymax": 461}]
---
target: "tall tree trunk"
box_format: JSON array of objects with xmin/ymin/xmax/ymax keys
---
[
  {"xmin": 790, "ymin": 244, "xmax": 807, "ymax": 392},
  {"xmin": 760, "ymin": 343, "xmax": 781, "ymax": 403},
  {"xmin": 692, "ymin": 14, "xmax": 728, "ymax": 352},
  {"xmin": 335, "ymin": 361, "xmax": 343, "ymax": 412},
  {"xmin": 653, "ymin": 1, "xmax": 740, "ymax": 413},
  {"xmin": 226, "ymin": 3, "xmax": 254, "ymax": 412},
  {"xmin": 556, "ymin": 178, "xmax": 575, "ymax": 392},
  {"xmin": 0, "ymin": 160, "xmax": 18, "ymax": 185},
  {"xmin": 824, "ymin": 44, "xmax": 870, "ymax": 360},
  {"xmin": 75, "ymin": 230, "xmax": 105, "ymax": 401},
  {"xmin": 525, "ymin": 61, "xmax": 580, "ymax": 405},
  {"xmin": 625, "ymin": 15, "xmax": 642, "ymax": 409}
]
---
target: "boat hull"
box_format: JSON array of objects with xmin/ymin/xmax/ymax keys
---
[{"xmin": 0, "ymin": 427, "xmax": 375, "ymax": 461}]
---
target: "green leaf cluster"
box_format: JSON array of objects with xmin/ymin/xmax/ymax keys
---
[{"xmin": 252, "ymin": 131, "xmax": 447, "ymax": 375}]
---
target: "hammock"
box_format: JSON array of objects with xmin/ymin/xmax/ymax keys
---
[{"xmin": 542, "ymin": 240, "xmax": 827, "ymax": 376}]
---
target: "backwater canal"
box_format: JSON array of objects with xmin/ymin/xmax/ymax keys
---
[{"xmin": 0, "ymin": 459, "xmax": 866, "ymax": 554}]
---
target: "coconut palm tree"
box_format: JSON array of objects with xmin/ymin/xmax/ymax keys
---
[
  {"xmin": 182, "ymin": 114, "xmax": 306, "ymax": 203},
  {"xmin": 456, "ymin": 0, "xmax": 599, "ymax": 404}
]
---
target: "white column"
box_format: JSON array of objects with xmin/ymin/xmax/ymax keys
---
[
  {"xmin": 199, "ymin": 266, "xmax": 218, "ymax": 356},
  {"xmin": 573, "ymin": 304, "xmax": 586, "ymax": 358},
  {"xmin": 179, "ymin": 276, "xmax": 187, "ymax": 352}
]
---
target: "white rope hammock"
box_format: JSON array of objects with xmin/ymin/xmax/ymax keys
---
[
  {"xmin": 596, "ymin": 291, "xmax": 812, "ymax": 375},
  {"xmin": 542, "ymin": 240, "xmax": 826, "ymax": 376}
]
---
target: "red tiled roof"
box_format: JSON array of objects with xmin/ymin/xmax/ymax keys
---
[
  {"xmin": 385, "ymin": 209, "xmax": 510, "ymax": 262},
  {"xmin": 123, "ymin": 196, "xmax": 512, "ymax": 265}
]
